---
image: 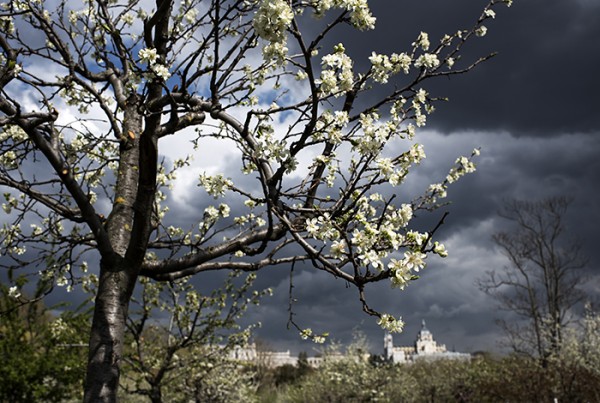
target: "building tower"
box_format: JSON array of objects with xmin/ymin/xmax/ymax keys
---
[
  {"xmin": 415, "ymin": 320, "xmax": 438, "ymax": 354},
  {"xmin": 383, "ymin": 331, "xmax": 394, "ymax": 361}
]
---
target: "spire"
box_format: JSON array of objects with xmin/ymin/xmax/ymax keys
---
[{"xmin": 418, "ymin": 319, "xmax": 431, "ymax": 338}]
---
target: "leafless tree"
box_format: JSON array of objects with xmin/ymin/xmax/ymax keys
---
[{"xmin": 479, "ymin": 197, "xmax": 587, "ymax": 364}]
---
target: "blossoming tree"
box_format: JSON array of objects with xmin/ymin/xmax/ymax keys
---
[{"xmin": 0, "ymin": 0, "xmax": 511, "ymax": 400}]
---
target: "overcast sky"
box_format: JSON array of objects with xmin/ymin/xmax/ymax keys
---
[
  {"xmin": 242, "ymin": 0, "xmax": 600, "ymax": 355},
  {"xmin": 2, "ymin": 0, "xmax": 599, "ymax": 357}
]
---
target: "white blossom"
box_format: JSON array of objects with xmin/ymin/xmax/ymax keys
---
[
  {"xmin": 414, "ymin": 53, "xmax": 440, "ymax": 70},
  {"xmin": 253, "ymin": 0, "xmax": 293, "ymax": 43},
  {"xmin": 0, "ymin": 151, "xmax": 18, "ymax": 169},
  {"xmin": 138, "ymin": 48, "xmax": 158, "ymax": 64},
  {"xmin": 311, "ymin": 0, "xmax": 375, "ymax": 30},
  {"xmin": 121, "ymin": 13, "xmax": 134, "ymax": 25},
  {"xmin": 376, "ymin": 158, "xmax": 394, "ymax": 178},
  {"xmin": 389, "ymin": 259, "xmax": 412, "ymax": 290},
  {"xmin": 219, "ymin": 203, "xmax": 231, "ymax": 217},
  {"xmin": 369, "ymin": 52, "xmax": 392, "ymax": 83},
  {"xmin": 300, "ymin": 328, "xmax": 313, "ymax": 340},
  {"xmin": 428, "ymin": 183, "xmax": 447, "ymax": 199},
  {"xmin": 484, "ymin": 9, "xmax": 496, "ymax": 19},
  {"xmin": 0, "ymin": 125, "xmax": 27, "ymax": 142},
  {"xmin": 199, "ymin": 173, "xmax": 233, "ymax": 198},
  {"xmin": 151, "ymin": 64, "xmax": 171, "ymax": 80},
  {"xmin": 8, "ymin": 286, "xmax": 21, "ymax": 299},
  {"xmin": 317, "ymin": 43, "xmax": 354, "ymax": 96},
  {"xmin": 415, "ymin": 88, "xmax": 428, "ymax": 104},
  {"xmin": 184, "ymin": 8, "xmax": 198, "ymax": 23},
  {"xmin": 369, "ymin": 51, "xmax": 412, "ymax": 83},
  {"xmin": 401, "ymin": 251, "xmax": 427, "ymax": 272},
  {"xmin": 409, "ymin": 143, "xmax": 426, "ymax": 164},
  {"xmin": 378, "ymin": 314, "xmax": 404, "ymax": 333},
  {"xmin": 433, "ymin": 241, "xmax": 448, "ymax": 257},
  {"xmin": 359, "ymin": 249, "xmax": 384, "ymax": 270},
  {"xmin": 330, "ymin": 240, "xmax": 347, "ymax": 258},
  {"xmin": 475, "ymin": 25, "xmax": 488, "ymax": 37},
  {"xmin": 413, "ymin": 31, "xmax": 430, "ymax": 51}
]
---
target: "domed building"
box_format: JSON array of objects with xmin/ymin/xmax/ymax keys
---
[{"xmin": 384, "ymin": 320, "xmax": 470, "ymax": 363}]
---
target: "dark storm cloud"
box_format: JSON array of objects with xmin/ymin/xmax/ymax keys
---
[
  {"xmin": 430, "ymin": 0, "xmax": 600, "ymax": 135},
  {"xmin": 345, "ymin": 0, "xmax": 600, "ymax": 135}
]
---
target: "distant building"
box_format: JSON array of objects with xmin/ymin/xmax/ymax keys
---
[
  {"xmin": 384, "ymin": 320, "xmax": 470, "ymax": 363},
  {"xmin": 228, "ymin": 320, "xmax": 469, "ymax": 367},
  {"xmin": 228, "ymin": 344, "xmax": 296, "ymax": 367},
  {"xmin": 227, "ymin": 344, "xmax": 343, "ymax": 368}
]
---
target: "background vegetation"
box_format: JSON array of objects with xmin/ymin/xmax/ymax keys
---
[{"xmin": 2, "ymin": 287, "xmax": 599, "ymax": 403}]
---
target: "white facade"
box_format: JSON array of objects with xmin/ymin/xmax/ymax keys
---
[
  {"xmin": 228, "ymin": 320, "xmax": 469, "ymax": 367},
  {"xmin": 228, "ymin": 344, "xmax": 297, "ymax": 367},
  {"xmin": 227, "ymin": 344, "xmax": 345, "ymax": 368},
  {"xmin": 384, "ymin": 320, "xmax": 470, "ymax": 363}
]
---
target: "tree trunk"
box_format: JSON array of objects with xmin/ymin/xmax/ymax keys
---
[
  {"xmin": 84, "ymin": 261, "xmax": 137, "ymax": 402},
  {"xmin": 149, "ymin": 386, "xmax": 163, "ymax": 403},
  {"xmin": 84, "ymin": 100, "xmax": 144, "ymax": 401}
]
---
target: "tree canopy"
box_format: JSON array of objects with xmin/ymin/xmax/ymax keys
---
[{"xmin": 0, "ymin": 0, "xmax": 512, "ymax": 400}]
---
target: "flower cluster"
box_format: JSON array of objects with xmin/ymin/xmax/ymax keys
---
[
  {"xmin": 138, "ymin": 47, "xmax": 171, "ymax": 80},
  {"xmin": 253, "ymin": 0, "xmax": 293, "ymax": 43},
  {"xmin": 433, "ymin": 241, "xmax": 448, "ymax": 257},
  {"xmin": 262, "ymin": 41, "xmax": 288, "ymax": 66},
  {"xmin": 345, "ymin": 198, "xmax": 416, "ymax": 271},
  {"xmin": 121, "ymin": 13, "xmax": 134, "ymax": 25},
  {"xmin": 388, "ymin": 251, "xmax": 426, "ymax": 290},
  {"xmin": 306, "ymin": 213, "xmax": 340, "ymax": 242},
  {"xmin": 413, "ymin": 31, "xmax": 430, "ymax": 51},
  {"xmin": 414, "ymin": 53, "xmax": 440, "ymax": 70},
  {"xmin": 314, "ymin": 110, "xmax": 349, "ymax": 144},
  {"xmin": 198, "ymin": 173, "xmax": 234, "ymax": 198},
  {"xmin": 0, "ymin": 15, "xmax": 15, "ymax": 35},
  {"xmin": 377, "ymin": 314, "xmax": 404, "ymax": 333},
  {"xmin": 253, "ymin": 0, "xmax": 294, "ymax": 65},
  {"xmin": 368, "ymin": 52, "xmax": 412, "ymax": 83},
  {"xmin": 446, "ymin": 152, "xmax": 477, "ymax": 183},
  {"xmin": 8, "ymin": 286, "xmax": 21, "ymax": 299},
  {"xmin": 411, "ymin": 88, "xmax": 435, "ymax": 128},
  {"xmin": 300, "ymin": 328, "xmax": 313, "ymax": 340},
  {"xmin": 299, "ymin": 328, "xmax": 328, "ymax": 343},
  {"xmin": 233, "ymin": 212, "xmax": 266, "ymax": 228},
  {"xmin": 475, "ymin": 26, "xmax": 488, "ymax": 37},
  {"xmin": 138, "ymin": 47, "xmax": 158, "ymax": 64},
  {"xmin": 317, "ymin": 43, "xmax": 354, "ymax": 97},
  {"xmin": 201, "ymin": 203, "xmax": 231, "ymax": 229},
  {"xmin": 428, "ymin": 183, "xmax": 448, "ymax": 201},
  {"xmin": 0, "ymin": 150, "xmax": 18, "ymax": 170},
  {"xmin": 355, "ymin": 112, "xmax": 399, "ymax": 156},
  {"xmin": 52, "ymin": 263, "xmax": 74, "ymax": 292},
  {"xmin": 312, "ymin": 0, "xmax": 376, "ymax": 31},
  {"xmin": 254, "ymin": 123, "xmax": 296, "ymax": 172},
  {"xmin": 484, "ymin": 9, "xmax": 496, "ymax": 19},
  {"xmin": 374, "ymin": 143, "xmax": 425, "ymax": 188}
]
